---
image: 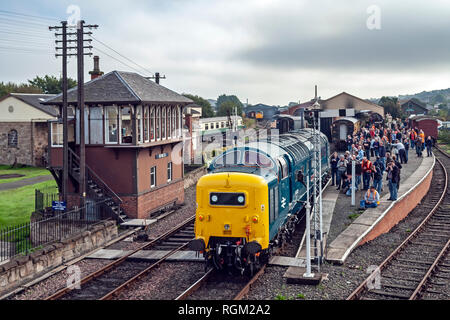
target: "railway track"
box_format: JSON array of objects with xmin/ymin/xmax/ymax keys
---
[
  {"xmin": 174, "ymin": 266, "xmax": 266, "ymax": 301},
  {"xmin": 45, "ymin": 216, "xmax": 195, "ymax": 300},
  {"xmin": 347, "ymin": 148, "xmax": 450, "ymax": 300}
]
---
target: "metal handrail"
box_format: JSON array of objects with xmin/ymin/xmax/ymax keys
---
[{"xmin": 68, "ymin": 148, "xmax": 123, "ymax": 205}]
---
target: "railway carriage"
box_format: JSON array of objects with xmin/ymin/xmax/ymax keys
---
[
  {"xmin": 331, "ymin": 117, "xmax": 361, "ymax": 151},
  {"xmin": 189, "ymin": 128, "xmax": 330, "ymax": 274}
]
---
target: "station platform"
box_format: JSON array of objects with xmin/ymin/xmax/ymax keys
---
[
  {"xmin": 120, "ymin": 219, "xmax": 157, "ymax": 228},
  {"xmin": 86, "ymin": 248, "xmax": 203, "ymax": 262},
  {"xmin": 281, "ymin": 179, "xmax": 337, "ymax": 278},
  {"xmin": 326, "ymin": 155, "xmax": 435, "ymax": 264}
]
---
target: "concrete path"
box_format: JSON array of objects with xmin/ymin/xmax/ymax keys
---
[
  {"xmin": 0, "ymin": 175, "xmax": 54, "ymax": 191},
  {"xmin": 86, "ymin": 249, "xmax": 203, "ymax": 262}
]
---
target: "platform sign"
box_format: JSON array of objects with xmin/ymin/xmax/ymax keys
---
[{"xmin": 52, "ymin": 201, "xmax": 67, "ymax": 211}]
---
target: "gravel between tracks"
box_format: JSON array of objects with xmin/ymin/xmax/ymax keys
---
[
  {"xmin": 9, "ymin": 259, "xmax": 111, "ymax": 300},
  {"xmin": 113, "ymin": 262, "xmax": 205, "ymax": 300},
  {"xmin": 245, "ymin": 155, "xmax": 441, "ymax": 300},
  {"xmin": 107, "ymin": 185, "xmax": 197, "ymax": 251}
]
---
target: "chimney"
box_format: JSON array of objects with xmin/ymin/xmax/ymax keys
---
[{"xmin": 89, "ymin": 56, "xmax": 104, "ymax": 80}]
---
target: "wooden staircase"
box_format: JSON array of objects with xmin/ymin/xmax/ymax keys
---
[{"xmin": 56, "ymin": 148, "xmax": 128, "ymax": 223}]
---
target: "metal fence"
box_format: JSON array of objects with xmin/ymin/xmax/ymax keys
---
[
  {"xmin": 0, "ymin": 199, "xmax": 113, "ymax": 263},
  {"xmin": 35, "ymin": 186, "xmax": 59, "ymax": 213}
]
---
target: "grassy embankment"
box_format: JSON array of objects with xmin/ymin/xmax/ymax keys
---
[
  {"xmin": 437, "ymin": 130, "xmax": 450, "ymax": 155},
  {"xmin": 0, "ymin": 179, "xmax": 57, "ymax": 229},
  {"xmin": 0, "ymin": 165, "xmax": 51, "ymax": 184}
]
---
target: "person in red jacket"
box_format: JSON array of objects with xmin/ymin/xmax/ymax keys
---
[{"xmin": 361, "ymin": 157, "xmax": 372, "ymax": 190}]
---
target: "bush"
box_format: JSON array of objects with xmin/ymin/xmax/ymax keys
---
[{"xmin": 438, "ymin": 130, "xmax": 450, "ymax": 145}]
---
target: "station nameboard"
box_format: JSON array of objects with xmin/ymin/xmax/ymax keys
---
[{"xmin": 52, "ymin": 201, "xmax": 67, "ymax": 211}]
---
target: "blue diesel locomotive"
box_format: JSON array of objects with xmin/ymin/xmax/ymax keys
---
[{"xmin": 189, "ymin": 128, "xmax": 330, "ymax": 274}]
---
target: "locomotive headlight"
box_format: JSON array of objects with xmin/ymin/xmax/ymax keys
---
[
  {"xmin": 224, "ymin": 224, "xmax": 231, "ymax": 231},
  {"xmin": 211, "ymin": 195, "xmax": 218, "ymax": 203},
  {"xmin": 237, "ymin": 196, "xmax": 245, "ymax": 204}
]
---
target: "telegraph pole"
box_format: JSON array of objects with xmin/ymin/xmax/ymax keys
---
[
  {"xmin": 78, "ymin": 20, "xmax": 86, "ymax": 210},
  {"xmin": 76, "ymin": 20, "xmax": 97, "ymax": 211},
  {"xmin": 50, "ymin": 20, "xmax": 97, "ymax": 212},
  {"xmin": 49, "ymin": 21, "xmax": 69, "ymax": 206},
  {"xmin": 148, "ymin": 72, "xmax": 166, "ymax": 84}
]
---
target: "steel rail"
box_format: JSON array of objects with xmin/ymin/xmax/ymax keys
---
[
  {"xmin": 347, "ymin": 151, "xmax": 448, "ymax": 300},
  {"xmin": 100, "ymin": 242, "xmax": 191, "ymax": 300},
  {"xmin": 410, "ymin": 238, "xmax": 450, "ymax": 300},
  {"xmin": 45, "ymin": 215, "xmax": 195, "ymax": 300},
  {"xmin": 174, "ymin": 269, "xmax": 214, "ymax": 300},
  {"xmin": 233, "ymin": 265, "xmax": 267, "ymax": 300}
]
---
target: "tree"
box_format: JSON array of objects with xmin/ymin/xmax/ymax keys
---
[
  {"xmin": 28, "ymin": 75, "xmax": 77, "ymax": 94},
  {"xmin": 216, "ymin": 94, "xmax": 243, "ymax": 117},
  {"xmin": 379, "ymin": 96, "xmax": 403, "ymax": 119},
  {"xmin": 216, "ymin": 100, "xmax": 243, "ymax": 117},
  {"xmin": 182, "ymin": 93, "xmax": 215, "ymax": 118},
  {"xmin": 0, "ymin": 81, "xmax": 42, "ymax": 98}
]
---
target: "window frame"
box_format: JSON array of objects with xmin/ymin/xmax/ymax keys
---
[
  {"xmin": 167, "ymin": 162, "xmax": 172, "ymax": 182},
  {"xmin": 104, "ymin": 105, "xmax": 119, "ymax": 144},
  {"xmin": 150, "ymin": 166, "xmax": 156, "ymax": 188},
  {"xmin": 8, "ymin": 129, "xmax": 18, "ymax": 148},
  {"xmin": 50, "ymin": 122, "xmax": 63, "ymax": 147}
]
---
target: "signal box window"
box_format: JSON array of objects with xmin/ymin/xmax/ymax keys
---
[
  {"xmin": 150, "ymin": 166, "xmax": 156, "ymax": 188},
  {"xmin": 167, "ymin": 162, "xmax": 172, "ymax": 182}
]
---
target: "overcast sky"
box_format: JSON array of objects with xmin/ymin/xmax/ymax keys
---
[{"xmin": 1, "ymin": 0, "xmax": 449, "ymax": 105}]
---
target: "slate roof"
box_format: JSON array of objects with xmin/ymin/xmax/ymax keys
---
[
  {"xmin": 7, "ymin": 93, "xmax": 58, "ymax": 116},
  {"xmin": 399, "ymin": 98, "xmax": 428, "ymax": 111},
  {"xmin": 43, "ymin": 71, "xmax": 193, "ymax": 105}
]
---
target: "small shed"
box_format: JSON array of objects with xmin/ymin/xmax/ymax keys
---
[{"xmin": 409, "ymin": 115, "xmax": 439, "ymax": 139}]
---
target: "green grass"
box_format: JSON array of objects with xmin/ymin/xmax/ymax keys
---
[
  {"xmin": 0, "ymin": 165, "xmax": 51, "ymax": 184},
  {"xmin": 348, "ymin": 212, "xmax": 361, "ymax": 221},
  {"xmin": 0, "ymin": 179, "xmax": 57, "ymax": 228}
]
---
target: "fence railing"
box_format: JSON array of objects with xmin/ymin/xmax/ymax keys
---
[
  {"xmin": 35, "ymin": 186, "xmax": 59, "ymax": 213},
  {"xmin": 0, "ymin": 199, "xmax": 114, "ymax": 263}
]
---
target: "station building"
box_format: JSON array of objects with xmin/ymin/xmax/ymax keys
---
[
  {"xmin": 43, "ymin": 70, "xmax": 193, "ymax": 220},
  {"xmin": 284, "ymin": 92, "xmax": 385, "ymax": 141},
  {"xmin": 244, "ymin": 104, "xmax": 280, "ymax": 121},
  {"xmin": 400, "ymin": 99, "xmax": 428, "ymax": 116},
  {"xmin": 0, "ymin": 93, "xmax": 57, "ymax": 167}
]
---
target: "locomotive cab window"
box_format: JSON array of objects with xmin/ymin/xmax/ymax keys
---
[
  {"xmin": 210, "ymin": 192, "xmax": 246, "ymax": 206},
  {"xmin": 244, "ymin": 151, "xmax": 273, "ymax": 168},
  {"xmin": 277, "ymin": 157, "xmax": 289, "ymax": 179},
  {"xmin": 213, "ymin": 150, "xmax": 241, "ymax": 167}
]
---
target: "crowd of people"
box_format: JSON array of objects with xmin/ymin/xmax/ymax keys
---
[{"xmin": 330, "ymin": 122, "xmax": 435, "ymax": 209}]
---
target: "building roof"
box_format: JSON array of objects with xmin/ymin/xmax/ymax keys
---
[
  {"xmin": 333, "ymin": 116, "xmax": 359, "ymax": 124},
  {"xmin": 409, "ymin": 115, "xmax": 439, "ymax": 122},
  {"xmin": 43, "ymin": 71, "xmax": 193, "ymax": 106},
  {"xmin": 399, "ymin": 98, "xmax": 428, "ymax": 111},
  {"xmin": 245, "ymin": 104, "xmax": 279, "ymax": 111},
  {"xmin": 199, "ymin": 116, "xmax": 242, "ymax": 123},
  {"xmin": 5, "ymin": 93, "xmax": 58, "ymax": 116}
]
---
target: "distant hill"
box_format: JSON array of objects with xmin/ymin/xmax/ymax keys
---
[{"xmin": 369, "ymin": 87, "xmax": 450, "ymax": 105}]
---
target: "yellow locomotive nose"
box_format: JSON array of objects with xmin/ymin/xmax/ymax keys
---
[{"xmin": 193, "ymin": 172, "xmax": 269, "ymax": 251}]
